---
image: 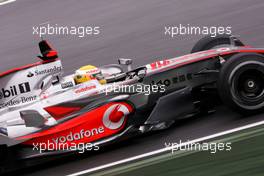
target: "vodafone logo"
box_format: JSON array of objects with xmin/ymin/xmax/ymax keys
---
[
  {"xmin": 86, "ymin": 68, "xmax": 100, "ymax": 74},
  {"xmin": 103, "ymin": 104, "xmax": 130, "ymax": 130},
  {"xmin": 75, "ymin": 85, "xmax": 96, "ymax": 94}
]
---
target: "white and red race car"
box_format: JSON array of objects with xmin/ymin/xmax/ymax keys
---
[{"xmin": 0, "ymin": 35, "xmax": 263, "ymax": 162}]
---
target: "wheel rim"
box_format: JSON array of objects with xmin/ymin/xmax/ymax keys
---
[
  {"xmin": 230, "ymin": 62, "xmax": 264, "ymax": 109},
  {"xmin": 236, "ymin": 69, "xmax": 264, "ymax": 100}
]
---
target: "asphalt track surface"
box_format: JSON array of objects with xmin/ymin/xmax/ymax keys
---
[{"xmin": 0, "ymin": 0, "xmax": 264, "ymax": 175}]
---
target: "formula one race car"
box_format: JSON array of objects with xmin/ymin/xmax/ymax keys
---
[{"xmin": 0, "ymin": 35, "xmax": 264, "ymax": 167}]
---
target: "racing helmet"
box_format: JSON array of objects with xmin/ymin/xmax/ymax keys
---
[{"xmin": 74, "ymin": 65, "xmax": 106, "ymax": 84}]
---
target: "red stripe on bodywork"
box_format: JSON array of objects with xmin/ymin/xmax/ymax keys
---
[
  {"xmin": 148, "ymin": 47, "xmax": 264, "ymax": 76},
  {"xmin": 0, "ymin": 59, "xmax": 58, "ymax": 78},
  {"xmin": 19, "ymin": 102, "xmax": 133, "ymax": 149},
  {"xmin": 44, "ymin": 106, "xmax": 82, "ymax": 120}
]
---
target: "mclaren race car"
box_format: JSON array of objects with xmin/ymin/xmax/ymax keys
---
[{"xmin": 0, "ymin": 35, "xmax": 264, "ymax": 164}]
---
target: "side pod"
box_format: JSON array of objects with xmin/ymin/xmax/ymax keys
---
[{"xmin": 144, "ymin": 87, "xmax": 196, "ymax": 127}]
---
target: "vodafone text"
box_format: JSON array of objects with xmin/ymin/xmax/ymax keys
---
[{"xmin": 52, "ymin": 126, "xmax": 104, "ymax": 144}]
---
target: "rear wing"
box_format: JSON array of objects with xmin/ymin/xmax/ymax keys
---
[{"xmin": 38, "ymin": 40, "xmax": 58, "ymax": 61}]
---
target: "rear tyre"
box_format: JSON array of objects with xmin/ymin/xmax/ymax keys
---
[
  {"xmin": 217, "ymin": 53, "xmax": 264, "ymax": 114},
  {"xmin": 191, "ymin": 34, "xmax": 244, "ymax": 53}
]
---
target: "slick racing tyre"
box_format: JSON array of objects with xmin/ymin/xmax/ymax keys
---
[
  {"xmin": 191, "ymin": 34, "xmax": 244, "ymax": 53},
  {"xmin": 217, "ymin": 53, "xmax": 264, "ymax": 114}
]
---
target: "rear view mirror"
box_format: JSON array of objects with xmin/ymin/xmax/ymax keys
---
[{"xmin": 118, "ymin": 58, "xmax": 133, "ymax": 71}]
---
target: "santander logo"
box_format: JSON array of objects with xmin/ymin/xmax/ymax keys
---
[{"xmin": 103, "ymin": 104, "xmax": 130, "ymax": 130}]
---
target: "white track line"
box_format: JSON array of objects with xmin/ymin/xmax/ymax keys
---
[
  {"xmin": 0, "ymin": 0, "xmax": 16, "ymax": 6},
  {"xmin": 68, "ymin": 120, "xmax": 264, "ymax": 176}
]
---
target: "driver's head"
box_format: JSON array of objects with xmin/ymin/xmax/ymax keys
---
[{"xmin": 74, "ymin": 65, "xmax": 106, "ymax": 84}]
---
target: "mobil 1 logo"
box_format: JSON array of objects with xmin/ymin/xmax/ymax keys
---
[{"xmin": 0, "ymin": 82, "xmax": 31, "ymax": 100}]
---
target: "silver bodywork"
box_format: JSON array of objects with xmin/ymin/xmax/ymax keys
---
[{"xmin": 0, "ymin": 46, "xmax": 261, "ymax": 147}]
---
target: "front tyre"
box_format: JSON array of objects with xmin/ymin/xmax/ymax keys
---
[
  {"xmin": 191, "ymin": 34, "xmax": 244, "ymax": 53},
  {"xmin": 217, "ymin": 53, "xmax": 264, "ymax": 114}
]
